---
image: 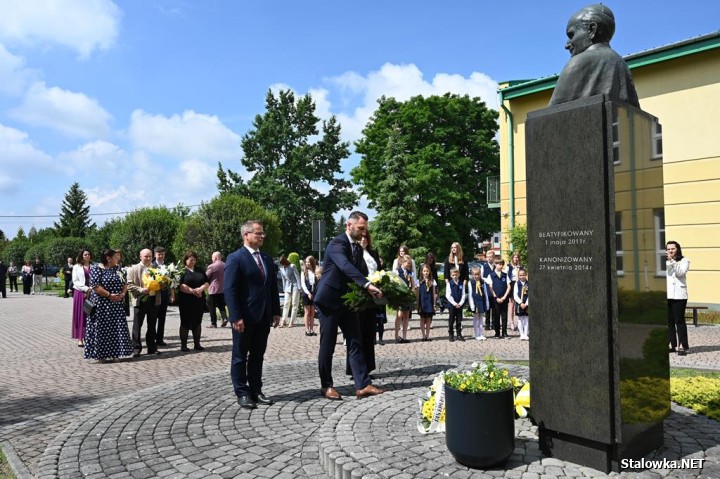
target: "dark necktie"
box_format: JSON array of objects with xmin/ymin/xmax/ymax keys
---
[
  {"xmin": 253, "ymin": 252, "xmax": 266, "ymax": 281},
  {"xmin": 351, "ymin": 242, "xmax": 360, "ymax": 267}
]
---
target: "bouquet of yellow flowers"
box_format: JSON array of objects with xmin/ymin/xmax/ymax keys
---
[
  {"xmin": 142, "ymin": 263, "xmax": 185, "ymax": 297},
  {"xmin": 342, "ymin": 270, "xmax": 416, "ymax": 311},
  {"xmin": 417, "ymin": 373, "xmax": 446, "ymax": 434}
]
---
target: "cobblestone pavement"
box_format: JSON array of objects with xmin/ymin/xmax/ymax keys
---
[{"xmin": 1, "ymin": 292, "xmax": 719, "ymax": 478}]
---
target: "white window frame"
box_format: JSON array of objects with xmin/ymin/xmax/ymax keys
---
[
  {"xmin": 654, "ymin": 209, "xmax": 666, "ymax": 275},
  {"xmin": 615, "ymin": 212, "xmax": 624, "ymax": 276},
  {"xmin": 612, "ymin": 108, "xmax": 620, "ymax": 165},
  {"xmin": 651, "ymin": 120, "xmax": 663, "ymax": 160}
]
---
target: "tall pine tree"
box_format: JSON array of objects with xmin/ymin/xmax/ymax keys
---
[
  {"xmin": 55, "ymin": 183, "xmax": 95, "ymax": 238},
  {"xmin": 368, "ymin": 128, "xmax": 422, "ymax": 263}
]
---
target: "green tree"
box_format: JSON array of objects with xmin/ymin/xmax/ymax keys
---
[
  {"xmin": 15, "ymin": 227, "xmax": 27, "ymax": 241},
  {"xmin": 87, "ymin": 217, "xmax": 122, "ymax": 253},
  {"xmin": 110, "ymin": 208, "xmax": 181, "ymax": 263},
  {"xmin": 217, "ymin": 89, "xmax": 357, "ymax": 255},
  {"xmin": 54, "ymin": 182, "xmax": 95, "ymax": 237},
  {"xmin": 44, "ymin": 237, "xmax": 94, "ymax": 265},
  {"xmin": 507, "ymin": 223, "xmax": 528, "ymax": 266},
  {"xmin": 27, "ymin": 227, "xmax": 55, "ymax": 245},
  {"xmin": 4, "ymin": 239, "xmax": 30, "ymax": 266},
  {"xmin": 353, "ymin": 93, "xmax": 500, "ymax": 259},
  {"xmin": 367, "ymin": 129, "xmax": 422, "ymax": 263},
  {"xmin": 173, "ymin": 194, "xmax": 280, "ymax": 265}
]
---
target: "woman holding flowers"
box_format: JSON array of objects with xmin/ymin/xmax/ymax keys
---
[
  {"xmin": 177, "ymin": 251, "xmax": 209, "ymax": 352},
  {"xmin": 346, "ymin": 231, "xmax": 381, "ymax": 375},
  {"xmin": 84, "ymin": 249, "xmax": 133, "ymax": 363}
]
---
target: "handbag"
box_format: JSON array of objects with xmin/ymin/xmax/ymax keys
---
[{"xmin": 83, "ymin": 298, "xmax": 97, "ymax": 316}]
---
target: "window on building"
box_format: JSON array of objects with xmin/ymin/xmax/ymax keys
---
[
  {"xmin": 651, "ymin": 120, "xmax": 663, "ymax": 160},
  {"xmin": 616, "ymin": 212, "xmax": 623, "ymax": 275},
  {"xmin": 655, "ymin": 209, "xmax": 666, "ymax": 274},
  {"xmin": 612, "ymin": 107, "xmax": 620, "ymax": 165}
]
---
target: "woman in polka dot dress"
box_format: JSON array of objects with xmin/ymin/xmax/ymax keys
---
[{"xmin": 84, "ymin": 249, "xmax": 133, "ymax": 363}]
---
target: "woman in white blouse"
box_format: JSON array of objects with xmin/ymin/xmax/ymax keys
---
[
  {"xmin": 666, "ymin": 241, "xmax": 690, "ymax": 355},
  {"xmin": 71, "ymin": 250, "xmax": 93, "ymax": 347}
]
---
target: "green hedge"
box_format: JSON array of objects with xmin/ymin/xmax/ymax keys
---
[{"xmin": 671, "ymin": 377, "xmax": 720, "ymax": 422}]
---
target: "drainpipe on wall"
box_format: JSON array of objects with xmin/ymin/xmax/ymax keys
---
[{"xmin": 499, "ymin": 92, "xmax": 515, "ymax": 254}]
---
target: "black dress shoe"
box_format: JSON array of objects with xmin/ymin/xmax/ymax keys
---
[
  {"xmin": 132, "ymin": 352, "xmax": 141, "ymax": 358},
  {"xmin": 194, "ymin": 345, "xmax": 205, "ymax": 351},
  {"xmin": 237, "ymin": 395, "xmax": 257, "ymax": 409},
  {"xmin": 180, "ymin": 346, "xmax": 190, "ymax": 352},
  {"xmin": 252, "ymin": 393, "xmax": 274, "ymax": 405},
  {"xmin": 668, "ymin": 348, "xmax": 677, "ymax": 353},
  {"xmin": 156, "ymin": 341, "xmax": 167, "ymax": 346},
  {"xmin": 457, "ymin": 335, "xmax": 465, "ymax": 342}
]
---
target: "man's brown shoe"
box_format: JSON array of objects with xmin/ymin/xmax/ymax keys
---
[
  {"xmin": 356, "ymin": 384, "xmax": 384, "ymax": 399},
  {"xmin": 321, "ymin": 387, "xmax": 342, "ymax": 400}
]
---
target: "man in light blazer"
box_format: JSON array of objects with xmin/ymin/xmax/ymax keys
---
[
  {"xmin": 224, "ymin": 220, "xmax": 281, "ymax": 410},
  {"xmin": 126, "ymin": 249, "xmax": 160, "ymax": 357},
  {"xmin": 315, "ymin": 211, "xmax": 384, "ymax": 401}
]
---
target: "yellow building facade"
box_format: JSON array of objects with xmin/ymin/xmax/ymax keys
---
[{"xmin": 497, "ymin": 32, "xmax": 720, "ymax": 308}]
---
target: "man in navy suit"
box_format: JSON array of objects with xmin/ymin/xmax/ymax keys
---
[
  {"xmin": 224, "ymin": 220, "xmax": 281, "ymax": 409},
  {"xmin": 315, "ymin": 211, "xmax": 385, "ymax": 400}
]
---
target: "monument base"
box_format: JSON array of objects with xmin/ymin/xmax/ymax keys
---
[
  {"xmin": 539, "ymin": 422, "xmax": 664, "ymax": 473},
  {"xmin": 526, "ymin": 95, "xmax": 669, "ymax": 473}
]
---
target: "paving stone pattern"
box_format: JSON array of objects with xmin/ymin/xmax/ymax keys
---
[{"xmin": 1, "ymin": 292, "xmax": 719, "ymax": 478}]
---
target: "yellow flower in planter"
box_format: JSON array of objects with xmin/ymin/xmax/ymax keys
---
[{"xmin": 515, "ymin": 382, "xmax": 531, "ymax": 418}]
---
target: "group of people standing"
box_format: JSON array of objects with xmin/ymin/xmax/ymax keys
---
[
  {"xmin": 277, "ymin": 255, "xmax": 322, "ymax": 336},
  {"xmin": 389, "ymin": 244, "xmax": 530, "ymax": 343},
  {"xmin": 68, "ymin": 246, "xmax": 216, "ymax": 362}
]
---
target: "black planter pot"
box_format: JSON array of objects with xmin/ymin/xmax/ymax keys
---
[{"xmin": 444, "ymin": 385, "xmax": 515, "ymax": 469}]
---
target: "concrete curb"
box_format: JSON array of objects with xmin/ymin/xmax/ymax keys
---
[{"xmin": 2, "ymin": 440, "xmax": 35, "ymax": 479}]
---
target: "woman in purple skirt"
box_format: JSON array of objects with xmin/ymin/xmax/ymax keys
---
[{"xmin": 72, "ymin": 249, "xmax": 93, "ymax": 347}]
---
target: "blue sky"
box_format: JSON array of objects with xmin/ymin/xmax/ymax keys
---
[{"xmin": 1, "ymin": 0, "xmax": 718, "ymax": 239}]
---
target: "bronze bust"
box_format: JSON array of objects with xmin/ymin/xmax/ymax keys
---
[{"xmin": 549, "ymin": 4, "xmax": 639, "ymax": 108}]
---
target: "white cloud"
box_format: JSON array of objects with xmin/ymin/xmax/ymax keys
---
[
  {"xmin": 0, "ymin": 122, "xmax": 54, "ymax": 168},
  {"xmin": 128, "ymin": 109, "xmax": 242, "ymax": 163},
  {"xmin": 0, "ymin": 43, "xmax": 37, "ymax": 96},
  {"xmin": 85, "ymin": 184, "xmax": 145, "ymax": 210},
  {"xmin": 0, "ymin": 0, "xmax": 121, "ymax": 60},
  {"xmin": 169, "ymin": 159, "xmax": 218, "ymax": 196},
  {"xmin": 56, "ymin": 140, "xmax": 128, "ymax": 174},
  {"xmin": 323, "ymin": 63, "xmax": 500, "ymax": 142},
  {"xmin": 0, "ymin": 174, "xmax": 21, "ymax": 194},
  {"xmin": 9, "ymin": 81, "xmax": 112, "ymax": 138}
]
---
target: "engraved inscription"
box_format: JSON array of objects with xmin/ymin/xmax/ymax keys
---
[{"xmin": 537, "ymin": 229, "xmax": 595, "ymax": 272}]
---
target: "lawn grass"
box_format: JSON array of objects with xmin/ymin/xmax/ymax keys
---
[
  {"xmin": 698, "ymin": 310, "xmax": 720, "ymax": 325},
  {"xmin": 0, "ymin": 446, "xmax": 17, "ymax": 479}
]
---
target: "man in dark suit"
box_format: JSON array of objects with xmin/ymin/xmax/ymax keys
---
[
  {"xmin": 152, "ymin": 246, "xmax": 172, "ymax": 346},
  {"xmin": 224, "ymin": 220, "xmax": 281, "ymax": 410},
  {"xmin": 62, "ymin": 257, "xmax": 74, "ymax": 298},
  {"xmin": 0, "ymin": 260, "xmax": 7, "ymax": 298},
  {"xmin": 315, "ymin": 211, "xmax": 384, "ymax": 400}
]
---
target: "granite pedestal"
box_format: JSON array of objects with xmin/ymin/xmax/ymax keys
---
[{"xmin": 525, "ymin": 94, "xmax": 669, "ymax": 473}]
